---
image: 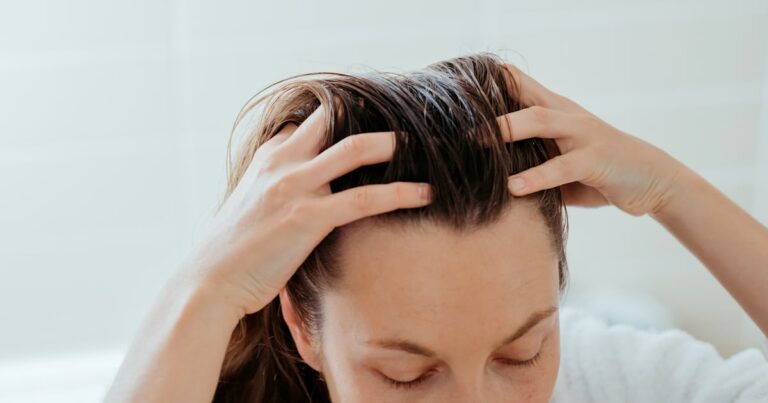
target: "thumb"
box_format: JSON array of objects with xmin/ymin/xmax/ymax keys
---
[{"xmin": 507, "ymin": 152, "xmax": 587, "ymax": 196}]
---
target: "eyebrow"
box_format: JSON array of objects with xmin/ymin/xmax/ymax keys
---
[{"xmin": 367, "ymin": 306, "xmax": 558, "ymax": 358}]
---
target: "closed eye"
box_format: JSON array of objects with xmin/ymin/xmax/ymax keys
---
[
  {"xmin": 380, "ymin": 368, "xmax": 437, "ymax": 390},
  {"xmin": 381, "ymin": 352, "xmax": 543, "ymax": 391},
  {"xmin": 495, "ymin": 350, "xmax": 543, "ymax": 367}
]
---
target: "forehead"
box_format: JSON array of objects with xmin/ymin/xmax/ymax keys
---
[{"xmin": 322, "ymin": 202, "xmax": 559, "ymax": 343}]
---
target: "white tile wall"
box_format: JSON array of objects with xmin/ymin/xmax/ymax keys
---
[{"xmin": 1, "ymin": 0, "xmax": 767, "ymax": 401}]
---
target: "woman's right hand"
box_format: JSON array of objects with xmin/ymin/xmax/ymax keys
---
[{"xmin": 177, "ymin": 105, "xmax": 433, "ymax": 318}]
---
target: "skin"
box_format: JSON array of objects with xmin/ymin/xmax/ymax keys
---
[
  {"xmin": 283, "ymin": 203, "xmax": 561, "ymax": 402},
  {"xmin": 104, "ymin": 65, "xmax": 768, "ymax": 403}
]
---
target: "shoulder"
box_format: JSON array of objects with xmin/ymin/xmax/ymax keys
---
[{"xmin": 551, "ymin": 306, "xmax": 768, "ymax": 403}]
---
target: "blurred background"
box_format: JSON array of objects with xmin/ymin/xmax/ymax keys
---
[{"xmin": 2, "ymin": 0, "xmax": 768, "ymax": 401}]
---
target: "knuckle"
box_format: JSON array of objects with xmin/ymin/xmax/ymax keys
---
[
  {"xmin": 529, "ymin": 106, "xmax": 551, "ymax": 126},
  {"xmin": 276, "ymin": 123, "xmax": 299, "ymax": 136},
  {"xmin": 265, "ymin": 133, "xmax": 288, "ymax": 148},
  {"xmin": 260, "ymin": 153, "xmax": 283, "ymax": 172},
  {"xmin": 263, "ymin": 175, "xmax": 294, "ymax": 204},
  {"xmin": 284, "ymin": 200, "xmax": 325, "ymax": 234},
  {"xmin": 553, "ymin": 156, "xmax": 574, "ymax": 178},
  {"xmin": 352, "ymin": 186, "xmax": 372, "ymax": 212},
  {"xmin": 392, "ymin": 182, "xmax": 409, "ymax": 205},
  {"xmin": 286, "ymin": 199, "xmax": 314, "ymax": 223},
  {"xmin": 341, "ymin": 135, "xmax": 364, "ymax": 155}
]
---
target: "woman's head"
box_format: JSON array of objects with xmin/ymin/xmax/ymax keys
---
[{"xmin": 215, "ymin": 53, "xmax": 568, "ymax": 403}]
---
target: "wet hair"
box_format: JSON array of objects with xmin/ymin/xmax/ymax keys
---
[{"xmin": 213, "ymin": 52, "xmax": 568, "ymax": 403}]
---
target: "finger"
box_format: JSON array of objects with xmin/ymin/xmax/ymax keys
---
[
  {"xmin": 279, "ymin": 104, "xmax": 328, "ymax": 156},
  {"xmin": 266, "ymin": 123, "xmax": 298, "ymax": 148},
  {"xmin": 243, "ymin": 123, "xmax": 299, "ymax": 181},
  {"xmin": 295, "ymin": 131, "xmax": 397, "ymax": 187},
  {"xmin": 496, "ymin": 106, "xmax": 587, "ymax": 143},
  {"xmin": 504, "ymin": 64, "xmax": 588, "ymax": 114},
  {"xmin": 319, "ymin": 182, "xmax": 432, "ymax": 227},
  {"xmin": 507, "ymin": 150, "xmax": 591, "ymax": 196}
]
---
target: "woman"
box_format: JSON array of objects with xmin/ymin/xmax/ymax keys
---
[{"xmin": 105, "ymin": 53, "xmax": 768, "ymax": 402}]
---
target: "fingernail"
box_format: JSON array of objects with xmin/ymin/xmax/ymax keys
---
[
  {"xmin": 508, "ymin": 177, "xmax": 526, "ymax": 193},
  {"xmin": 419, "ymin": 184, "xmax": 432, "ymax": 201}
]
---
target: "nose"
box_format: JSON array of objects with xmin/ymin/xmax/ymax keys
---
[{"xmin": 452, "ymin": 377, "xmax": 489, "ymax": 403}]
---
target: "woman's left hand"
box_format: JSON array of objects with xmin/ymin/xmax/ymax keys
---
[
  {"xmin": 499, "ymin": 64, "xmax": 690, "ymax": 217},
  {"xmin": 499, "ymin": 65, "xmax": 768, "ymax": 339}
]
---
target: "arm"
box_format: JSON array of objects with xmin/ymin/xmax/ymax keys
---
[
  {"xmin": 103, "ymin": 274, "xmax": 244, "ymax": 402},
  {"xmin": 650, "ymin": 167, "xmax": 768, "ymax": 336},
  {"xmin": 104, "ymin": 108, "xmax": 433, "ymax": 401}
]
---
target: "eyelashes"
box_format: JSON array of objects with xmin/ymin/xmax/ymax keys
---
[
  {"xmin": 384, "ymin": 369, "xmax": 437, "ymax": 390},
  {"xmin": 382, "ymin": 351, "xmax": 544, "ymax": 390},
  {"xmin": 495, "ymin": 350, "xmax": 543, "ymax": 368}
]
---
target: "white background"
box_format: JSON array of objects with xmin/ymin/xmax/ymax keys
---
[{"xmin": 1, "ymin": 0, "xmax": 768, "ymax": 401}]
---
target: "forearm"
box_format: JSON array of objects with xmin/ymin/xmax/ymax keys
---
[
  {"xmin": 651, "ymin": 166, "xmax": 768, "ymax": 337},
  {"xmin": 104, "ymin": 271, "xmax": 244, "ymax": 403}
]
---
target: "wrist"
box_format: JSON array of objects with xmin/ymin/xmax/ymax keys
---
[
  {"xmin": 188, "ymin": 280, "xmax": 247, "ymax": 328},
  {"xmin": 163, "ymin": 268, "xmax": 247, "ymax": 330},
  {"xmin": 649, "ymin": 162, "xmax": 705, "ymax": 224}
]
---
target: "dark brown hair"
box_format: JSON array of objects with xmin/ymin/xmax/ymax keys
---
[{"xmin": 213, "ymin": 52, "xmax": 568, "ymax": 403}]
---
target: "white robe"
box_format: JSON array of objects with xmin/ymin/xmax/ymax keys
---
[{"xmin": 552, "ymin": 307, "xmax": 768, "ymax": 402}]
